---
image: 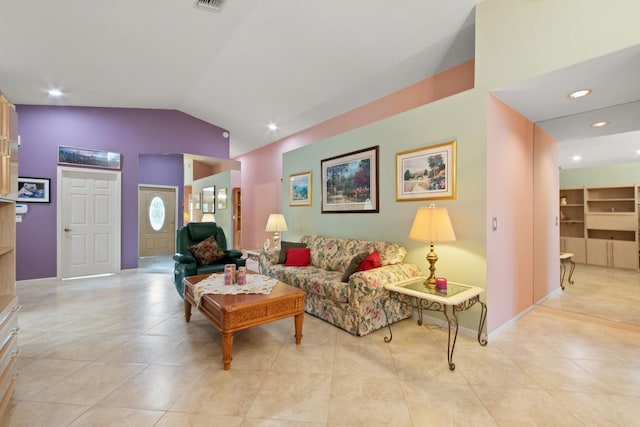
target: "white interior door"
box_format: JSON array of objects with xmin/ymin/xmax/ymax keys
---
[
  {"xmin": 138, "ymin": 185, "xmax": 177, "ymax": 257},
  {"xmin": 57, "ymin": 167, "xmax": 121, "ymax": 279}
]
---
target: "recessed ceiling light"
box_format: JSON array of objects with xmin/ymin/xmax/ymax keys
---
[
  {"xmin": 571, "ymin": 155, "xmax": 582, "ymax": 162},
  {"xmin": 567, "ymin": 89, "xmax": 592, "ymax": 99},
  {"xmin": 47, "ymin": 89, "xmax": 63, "ymax": 97},
  {"xmin": 591, "ymin": 120, "xmax": 609, "ymax": 128},
  {"xmin": 267, "ymin": 122, "xmax": 278, "ymax": 131}
]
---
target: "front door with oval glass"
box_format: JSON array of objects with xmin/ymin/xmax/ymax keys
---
[{"xmin": 139, "ymin": 186, "xmax": 176, "ymax": 257}]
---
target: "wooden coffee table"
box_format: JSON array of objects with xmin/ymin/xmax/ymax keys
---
[{"xmin": 183, "ymin": 274, "xmax": 305, "ymax": 370}]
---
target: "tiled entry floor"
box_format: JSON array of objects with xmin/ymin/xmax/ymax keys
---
[{"xmin": 3, "ymin": 264, "xmax": 640, "ymax": 426}]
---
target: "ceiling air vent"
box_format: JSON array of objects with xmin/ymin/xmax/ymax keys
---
[{"xmin": 195, "ymin": 0, "xmax": 225, "ymax": 12}]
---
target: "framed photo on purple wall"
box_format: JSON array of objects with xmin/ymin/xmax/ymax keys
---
[
  {"xmin": 17, "ymin": 177, "xmax": 50, "ymax": 203},
  {"xmin": 58, "ymin": 145, "xmax": 121, "ymax": 170}
]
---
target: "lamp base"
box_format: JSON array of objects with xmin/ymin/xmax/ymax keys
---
[
  {"xmin": 273, "ymin": 233, "xmax": 281, "ymax": 250},
  {"xmin": 424, "ymin": 242, "xmax": 438, "ymax": 289}
]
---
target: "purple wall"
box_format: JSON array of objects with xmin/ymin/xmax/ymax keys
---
[
  {"xmin": 16, "ymin": 105, "xmax": 229, "ymax": 280},
  {"xmin": 139, "ymin": 153, "xmax": 185, "ymax": 228}
]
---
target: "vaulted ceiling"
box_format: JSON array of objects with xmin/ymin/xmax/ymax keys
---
[{"xmin": 0, "ymin": 0, "xmax": 479, "ymax": 157}]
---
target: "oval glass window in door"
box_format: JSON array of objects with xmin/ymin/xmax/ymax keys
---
[{"xmin": 149, "ymin": 196, "xmax": 166, "ymax": 231}]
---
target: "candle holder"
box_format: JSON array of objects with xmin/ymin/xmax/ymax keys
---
[{"xmin": 435, "ymin": 277, "xmax": 448, "ymax": 292}]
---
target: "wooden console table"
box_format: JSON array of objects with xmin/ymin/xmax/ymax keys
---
[{"xmin": 384, "ymin": 277, "xmax": 487, "ymax": 371}]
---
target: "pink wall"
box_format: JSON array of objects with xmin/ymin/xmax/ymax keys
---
[
  {"xmin": 235, "ymin": 60, "xmax": 475, "ymax": 249},
  {"xmin": 486, "ymin": 95, "xmax": 535, "ymax": 332},
  {"xmin": 533, "ymin": 125, "xmax": 560, "ymax": 302}
]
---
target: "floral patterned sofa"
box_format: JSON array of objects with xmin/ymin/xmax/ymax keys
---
[{"xmin": 259, "ymin": 235, "xmax": 420, "ymax": 336}]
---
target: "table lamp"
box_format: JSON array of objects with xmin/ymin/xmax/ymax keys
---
[
  {"xmin": 201, "ymin": 213, "xmax": 216, "ymax": 222},
  {"xmin": 409, "ymin": 204, "xmax": 456, "ymax": 288},
  {"xmin": 265, "ymin": 213, "xmax": 288, "ymax": 249}
]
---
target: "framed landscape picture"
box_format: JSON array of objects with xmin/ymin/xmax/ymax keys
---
[
  {"xmin": 17, "ymin": 177, "xmax": 51, "ymax": 203},
  {"xmin": 193, "ymin": 192, "xmax": 201, "ymax": 210},
  {"xmin": 58, "ymin": 146, "xmax": 121, "ymax": 170},
  {"xmin": 289, "ymin": 171, "xmax": 312, "ymax": 206},
  {"xmin": 321, "ymin": 146, "xmax": 379, "ymax": 213},
  {"xmin": 396, "ymin": 140, "xmax": 456, "ymax": 201},
  {"xmin": 217, "ymin": 187, "xmax": 227, "ymax": 210}
]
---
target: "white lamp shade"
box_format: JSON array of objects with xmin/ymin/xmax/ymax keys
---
[
  {"xmin": 201, "ymin": 213, "xmax": 216, "ymax": 222},
  {"xmin": 409, "ymin": 205, "xmax": 456, "ymax": 242},
  {"xmin": 265, "ymin": 213, "xmax": 288, "ymax": 232}
]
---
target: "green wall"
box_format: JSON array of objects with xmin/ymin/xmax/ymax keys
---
[
  {"xmin": 561, "ymin": 162, "xmax": 640, "ymax": 188},
  {"xmin": 193, "ymin": 171, "xmax": 234, "ymax": 247},
  {"xmin": 476, "ymin": 0, "xmax": 640, "ymax": 90},
  {"xmin": 282, "ymin": 89, "xmax": 488, "ymax": 291}
]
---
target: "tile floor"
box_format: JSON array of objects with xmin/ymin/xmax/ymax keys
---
[{"xmin": 2, "ymin": 259, "xmax": 640, "ymax": 426}]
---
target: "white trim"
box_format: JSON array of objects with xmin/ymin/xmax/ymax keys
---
[{"xmin": 487, "ymin": 304, "xmax": 537, "ymax": 340}]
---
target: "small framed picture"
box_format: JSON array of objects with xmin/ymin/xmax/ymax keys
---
[
  {"xmin": 193, "ymin": 192, "xmax": 201, "ymax": 210},
  {"xmin": 202, "ymin": 186, "xmax": 215, "ymax": 213},
  {"xmin": 396, "ymin": 140, "xmax": 456, "ymax": 201},
  {"xmin": 217, "ymin": 188, "xmax": 227, "ymax": 209},
  {"xmin": 17, "ymin": 177, "xmax": 51, "ymax": 203},
  {"xmin": 289, "ymin": 171, "xmax": 312, "ymax": 206}
]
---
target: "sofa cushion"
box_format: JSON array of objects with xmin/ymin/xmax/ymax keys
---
[
  {"xmin": 284, "ymin": 248, "xmax": 311, "ymax": 266},
  {"xmin": 300, "ymin": 235, "xmax": 408, "ymax": 271},
  {"xmin": 189, "ymin": 236, "xmax": 225, "ymax": 265},
  {"xmin": 267, "ymin": 264, "xmax": 349, "ymax": 303},
  {"xmin": 341, "ymin": 251, "xmax": 370, "ymax": 282},
  {"xmin": 357, "ymin": 250, "xmax": 381, "ymax": 271},
  {"xmin": 278, "ymin": 241, "xmax": 307, "ymax": 264}
]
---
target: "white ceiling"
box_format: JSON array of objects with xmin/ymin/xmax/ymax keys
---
[
  {"xmin": 492, "ymin": 44, "xmax": 640, "ymax": 170},
  {"xmin": 0, "ymin": 1, "xmax": 636, "ymax": 168},
  {"xmin": 0, "ymin": 0, "xmax": 479, "ymax": 157}
]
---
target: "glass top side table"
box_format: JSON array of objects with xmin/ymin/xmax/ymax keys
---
[{"xmin": 384, "ymin": 277, "xmax": 488, "ymax": 370}]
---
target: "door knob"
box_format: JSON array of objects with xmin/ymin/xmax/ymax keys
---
[{"xmin": 64, "ymin": 228, "xmax": 72, "ymax": 232}]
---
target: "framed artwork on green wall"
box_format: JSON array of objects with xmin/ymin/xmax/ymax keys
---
[
  {"xmin": 217, "ymin": 187, "xmax": 227, "ymax": 209},
  {"xmin": 289, "ymin": 171, "xmax": 312, "ymax": 206},
  {"xmin": 321, "ymin": 146, "xmax": 379, "ymax": 213},
  {"xmin": 396, "ymin": 140, "xmax": 456, "ymax": 201},
  {"xmin": 202, "ymin": 186, "xmax": 215, "ymax": 213}
]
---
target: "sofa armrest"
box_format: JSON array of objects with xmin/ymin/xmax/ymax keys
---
[
  {"xmin": 225, "ymin": 249, "xmax": 243, "ymax": 259},
  {"xmin": 348, "ymin": 263, "xmax": 420, "ymax": 307},
  {"xmin": 173, "ymin": 253, "xmax": 196, "ymax": 264},
  {"xmin": 259, "ymin": 249, "xmax": 280, "ymax": 273}
]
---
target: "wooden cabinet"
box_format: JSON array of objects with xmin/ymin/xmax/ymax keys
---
[
  {"xmin": 560, "ymin": 188, "xmax": 585, "ymax": 234},
  {"xmin": 0, "ymin": 91, "xmax": 18, "ymax": 417},
  {"xmin": 561, "ymin": 185, "xmax": 638, "ymax": 270},
  {"xmin": 560, "ymin": 237, "xmax": 586, "ymax": 263},
  {"xmin": 0, "ymin": 95, "xmax": 18, "ymax": 200},
  {"xmin": 585, "ymin": 185, "xmax": 637, "ymax": 270},
  {"xmin": 560, "ymin": 188, "xmax": 586, "ymax": 263},
  {"xmin": 586, "ymin": 239, "xmax": 637, "ymax": 269}
]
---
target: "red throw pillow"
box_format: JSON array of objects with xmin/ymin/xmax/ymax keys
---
[
  {"xmin": 284, "ymin": 247, "xmax": 311, "ymax": 266},
  {"xmin": 357, "ymin": 250, "xmax": 381, "ymax": 271}
]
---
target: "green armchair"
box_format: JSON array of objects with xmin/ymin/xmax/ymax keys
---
[{"xmin": 172, "ymin": 222, "xmax": 245, "ymax": 298}]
